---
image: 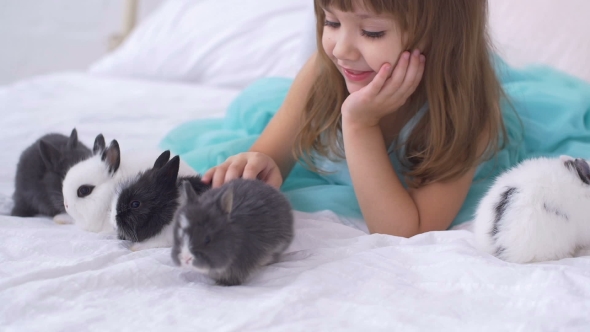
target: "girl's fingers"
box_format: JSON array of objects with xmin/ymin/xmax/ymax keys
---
[
  {"xmin": 201, "ymin": 167, "xmax": 216, "ymax": 183},
  {"xmin": 242, "ymin": 158, "xmax": 264, "ymax": 180},
  {"xmin": 384, "ymin": 51, "xmax": 410, "ymax": 93},
  {"xmin": 211, "ymin": 165, "xmax": 228, "ymax": 188},
  {"xmin": 398, "ymin": 49, "xmax": 423, "ymax": 96},
  {"xmin": 256, "ymin": 165, "xmax": 282, "ymax": 188},
  {"xmin": 265, "ymin": 168, "xmax": 283, "ymax": 189},
  {"xmin": 367, "ymin": 63, "xmax": 392, "ymax": 95},
  {"xmin": 224, "ymin": 158, "xmax": 248, "ymax": 183}
]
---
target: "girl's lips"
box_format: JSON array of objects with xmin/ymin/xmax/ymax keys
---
[{"xmin": 342, "ymin": 67, "xmax": 374, "ymax": 82}]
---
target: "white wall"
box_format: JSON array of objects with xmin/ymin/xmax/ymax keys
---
[
  {"xmin": 488, "ymin": 0, "xmax": 590, "ymax": 83},
  {"xmin": 0, "ymin": 0, "xmax": 164, "ymax": 85}
]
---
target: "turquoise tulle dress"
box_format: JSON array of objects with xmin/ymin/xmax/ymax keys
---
[{"xmin": 160, "ymin": 57, "xmax": 590, "ymax": 228}]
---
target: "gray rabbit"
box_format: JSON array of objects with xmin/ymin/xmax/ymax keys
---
[
  {"xmin": 171, "ymin": 178, "xmax": 294, "ymax": 286},
  {"xmin": 11, "ymin": 128, "xmax": 92, "ymax": 219}
]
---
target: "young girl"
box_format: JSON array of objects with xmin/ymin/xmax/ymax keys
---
[{"xmin": 198, "ymin": 0, "xmax": 506, "ymax": 237}]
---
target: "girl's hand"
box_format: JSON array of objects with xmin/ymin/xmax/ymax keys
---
[
  {"xmin": 341, "ymin": 49, "xmax": 425, "ymax": 127},
  {"xmin": 201, "ymin": 152, "xmax": 283, "ymax": 189}
]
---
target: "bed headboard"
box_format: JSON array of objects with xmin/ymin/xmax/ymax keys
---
[{"xmin": 108, "ymin": 0, "xmax": 139, "ymax": 51}]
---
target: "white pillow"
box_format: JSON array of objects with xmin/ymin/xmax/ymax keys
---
[{"xmin": 89, "ymin": 0, "xmax": 310, "ymax": 89}]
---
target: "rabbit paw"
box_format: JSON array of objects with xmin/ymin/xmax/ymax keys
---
[{"xmin": 53, "ymin": 213, "xmax": 74, "ymax": 224}]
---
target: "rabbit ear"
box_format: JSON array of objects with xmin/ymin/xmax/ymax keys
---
[
  {"xmin": 101, "ymin": 140, "xmax": 120, "ymax": 175},
  {"xmin": 179, "ymin": 180, "xmax": 198, "ymax": 206},
  {"xmin": 563, "ymin": 157, "xmax": 590, "ymax": 184},
  {"xmin": 153, "ymin": 150, "xmax": 171, "ymax": 169},
  {"xmin": 67, "ymin": 128, "xmax": 79, "ymax": 149},
  {"xmin": 157, "ymin": 155, "xmax": 180, "ymax": 185},
  {"xmin": 93, "ymin": 134, "xmax": 106, "ymax": 155},
  {"xmin": 574, "ymin": 158, "xmax": 590, "ymax": 184},
  {"xmin": 219, "ymin": 187, "xmax": 234, "ymax": 215},
  {"xmin": 38, "ymin": 139, "xmax": 61, "ymax": 169}
]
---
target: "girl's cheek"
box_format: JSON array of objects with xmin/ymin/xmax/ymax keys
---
[{"xmin": 322, "ymin": 35, "xmax": 335, "ymax": 56}]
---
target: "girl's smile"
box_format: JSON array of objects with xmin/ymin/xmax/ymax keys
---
[{"xmin": 340, "ymin": 66, "xmax": 375, "ymax": 82}]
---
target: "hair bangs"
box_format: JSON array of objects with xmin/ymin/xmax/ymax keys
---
[{"xmin": 317, "ymin": 0, "xmax": 396, "ymax": 14}]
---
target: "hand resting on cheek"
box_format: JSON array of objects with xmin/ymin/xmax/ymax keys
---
[{"xmin": 341, "ymin": 49, "xmax": 426, "ymax": 127}]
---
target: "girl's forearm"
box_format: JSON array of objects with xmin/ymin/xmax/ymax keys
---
[{"xmin": 342, "ymin": 118, "xmax": 420, "ymax": 237}]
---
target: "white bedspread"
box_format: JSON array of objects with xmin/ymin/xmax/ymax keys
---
[{"xmin": 1, "ymin": 73, "xmax": 589, "ymax": 331}]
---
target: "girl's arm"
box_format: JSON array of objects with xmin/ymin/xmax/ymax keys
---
[
  {"xmin": 249, "ymin": 52, "xmax": 318, "ymax": 179},
  {"xmin": 342, "ymin": 121, "xmax": 476, "ymax": 237},
  {"xmin": 203, "ymin": 52, "xmax": 319, "ymax": 187}
]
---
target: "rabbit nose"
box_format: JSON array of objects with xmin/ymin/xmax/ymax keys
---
[{"xmin": 183, "ymin": 255, "xmax": 193, "ymax": 266}]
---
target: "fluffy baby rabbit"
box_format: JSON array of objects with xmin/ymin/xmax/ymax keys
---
[
  {"xmin": 171, "ymin": 178, "xmax": 294, "ymax": 286},
  {"xmin": 12, "ymin": 128, "xmax": 91, "ymax": 221},
  {"xmin": 473, "ymin": 155, "xmax": 590, "ymax": 263},
  {"xmin": 111, "ymin": 151, "xmax": 210, "ymax": 251},
  {"xmin": 62, "ymin": 136, "xmax": 128, "ymax": 232},
  {"xmin": 62, "ymin": 135, "xmax": 196, "ymax": 233}
]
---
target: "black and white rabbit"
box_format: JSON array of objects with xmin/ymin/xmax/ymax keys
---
[
  {"xmin": 473, "ymin": 155, "xmax": 590, "ymax": 263},
  {"xmin": 11, "ymin": 128, "xmax": 91, "ymax": 222},
  {"xmin": 171, "ymin": 178, "xmax": 294, "ymax": 286},
  {"xmin": 110, "ymin": 151, "xmax": 210, "ymax": 251},
  {"xmin": 62, "ymin": 136, "xmax": 197, "ymax": 233}
]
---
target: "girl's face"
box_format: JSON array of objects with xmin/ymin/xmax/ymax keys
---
[{"xmin": 321, "ymin": 4, "xmax": 405, "ymax": 93}]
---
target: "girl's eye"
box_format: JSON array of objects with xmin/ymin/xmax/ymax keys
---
[
  {"xmin": 204, "ymin": 235, "xmax": 211, "ymax": 245},
  {"xmin": 361, "ymin": 30, "xmax": 385, "ymax": 39},
  {"xmin": 324, "ymin": 20, "xmax": 340, "ymax": 28},
  {"xmin": 130, "ymin": 200, "xmax": 141, "ymax": 209}
]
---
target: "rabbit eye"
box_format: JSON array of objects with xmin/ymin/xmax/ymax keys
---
[
  {"xmin": 77, "ymin": 185, "xmax": 94, "ymax": 198},
  {"xmin": 130, "ymin": 201, "xmax": 141, "ymax": 209},
  {"xmin": 204, "ymin": 235, "xmax": 211, "ymax": 245}
]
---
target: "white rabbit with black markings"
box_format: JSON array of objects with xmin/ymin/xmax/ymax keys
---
[
  {"xmin": 473, "ymin": 155, "xmax": 590, "ymax": 263},
  {"xmin": 61, "ymin": 134, "xmax": 196, "ymax": 233}
]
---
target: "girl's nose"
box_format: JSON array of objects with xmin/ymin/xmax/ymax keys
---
[{"xmin": 332, "ymin": 34, "xmax": 358, "ymax": 62}]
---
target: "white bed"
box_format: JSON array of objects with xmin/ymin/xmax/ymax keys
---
[{"xmin": 2, "ymin": 1, "xmax": 590, "ymax": 330}]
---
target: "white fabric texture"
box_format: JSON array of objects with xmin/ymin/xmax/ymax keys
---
[
  {"xmin": 1, "ymin": 73, "xmax": 590, "ymax": 330},
  {"xmin": 89, "ymin": 0, "xmax": 310, "ymax": 89}
]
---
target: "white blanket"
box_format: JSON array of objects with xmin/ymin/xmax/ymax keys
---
[{"xmin": 1, "ymin": 73, "xmax": 589, "ymax": 331}]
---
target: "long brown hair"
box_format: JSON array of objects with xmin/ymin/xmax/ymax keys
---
[{"xmin": 294, "ymin": 0, "xmax": 507, "ymax": 187}]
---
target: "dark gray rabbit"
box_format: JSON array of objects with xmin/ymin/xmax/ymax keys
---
[
  {"xmin": 11, "ymin": 128, "xmax": 92, "ymax": 219},
  {"xmin": 111, "ymin": 151, "xmax": 210, "ymax": 251},
  {"xmin": 171, "ymin": 178, "xmax": 294, "ymax": 286}
]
